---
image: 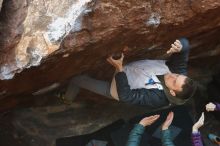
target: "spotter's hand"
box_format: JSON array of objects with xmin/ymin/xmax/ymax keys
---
[
  {"xmin": 162, "ymin": 112, "xmax": 174, "ymax": 130},
  {"xmin": 192, "ymin": 112, "xmax": 205, "ymax": 133},
  {"xmin": 139, "ymin": 115, "xmax": 160, "ymax": 127},
  {"xmin": 206, "ymin": 102, "xmax": 216, "ymax": 112}
]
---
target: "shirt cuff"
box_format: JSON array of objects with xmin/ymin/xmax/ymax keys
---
[
  {"xmin": 192, "ymin": 131, "xmax": 200, "ymax": 136},
  {"xmin": 215, "ymin": 103, "xmax": 220, "ymax": 111}
]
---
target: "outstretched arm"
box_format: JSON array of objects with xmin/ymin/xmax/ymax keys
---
[
  {"xmin": 162, "ymin": 112, "xmax": 175, "ymax": 146},
  {"xmin": 166, "ymin": 38, "xmax": 190, "ymax": 75},
  {"xmin": 162, "ymin": 130, "xmax": 175, "ymax": 146},
  {"xmin": 126, "ymin": 115, "xmax": 160, "ymax": 146},
  {"xmin": 191, "ymin": 113, "xmax": 204, "ymax": 146},
  {"xmin": 126, "ymin": 124, "xmax": 145, "ymax": 146}
]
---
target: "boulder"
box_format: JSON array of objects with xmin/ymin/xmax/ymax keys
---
[{"xmin": 0, "ymin": 0, "xmax": 220, "ymax": 101}]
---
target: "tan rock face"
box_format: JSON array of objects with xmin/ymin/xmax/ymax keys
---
[
  {"xmin": 0, "ymin": 0, "xmax": 92, "ymax": 80},
  {"xmin": 0, "ymin": 0, "xmax": 220, "ymax": 101}
]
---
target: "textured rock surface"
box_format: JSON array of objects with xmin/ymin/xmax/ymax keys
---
[
  {"xmin": 0, "ymin": 99, "xmax": 148, "ymax": 146},
  {"xmin": 0, "ymin": 0, "xmax": 92, "ymax": 80},
  {"xmin": 0, "ymin": 0, "xmax": 2, "ymax": 10},
  {"xmin": 0, "ymin": 96, "xmax": 219, "ymax": 146},
  {"xmin": 0, "ymin": 0, "xmax": 220, "ymax": 101}
]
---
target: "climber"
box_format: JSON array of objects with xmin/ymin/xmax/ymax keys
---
[{"xmin": 62, "ymin": 37, "xmax": 197, "ymax": 108}]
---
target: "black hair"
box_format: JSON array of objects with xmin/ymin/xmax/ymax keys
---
[{"xmin": 176, "ymin": 77, "xmax": 197, "ymax": 100}]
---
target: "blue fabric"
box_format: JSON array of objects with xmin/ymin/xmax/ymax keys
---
[
  {"xmin": 126, "ymin": 124, "xmax": 145, "ymax": 146},
  {"xmin": 126, "ymin": 124, "xmax": 175, "ymax": 146},
  {"xmin": 162, "ymin": 130, "xmax": 175, "ymax": 146}
]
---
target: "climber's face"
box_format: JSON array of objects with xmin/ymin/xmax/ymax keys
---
[{"xmin": 164, "ymin": 73, "xmax": 187, "ymax": 96}]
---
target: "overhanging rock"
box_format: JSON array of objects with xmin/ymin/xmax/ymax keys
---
[{"xmin": 0, "ymin": 0, "xmax": 220, "ymax": 99}]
